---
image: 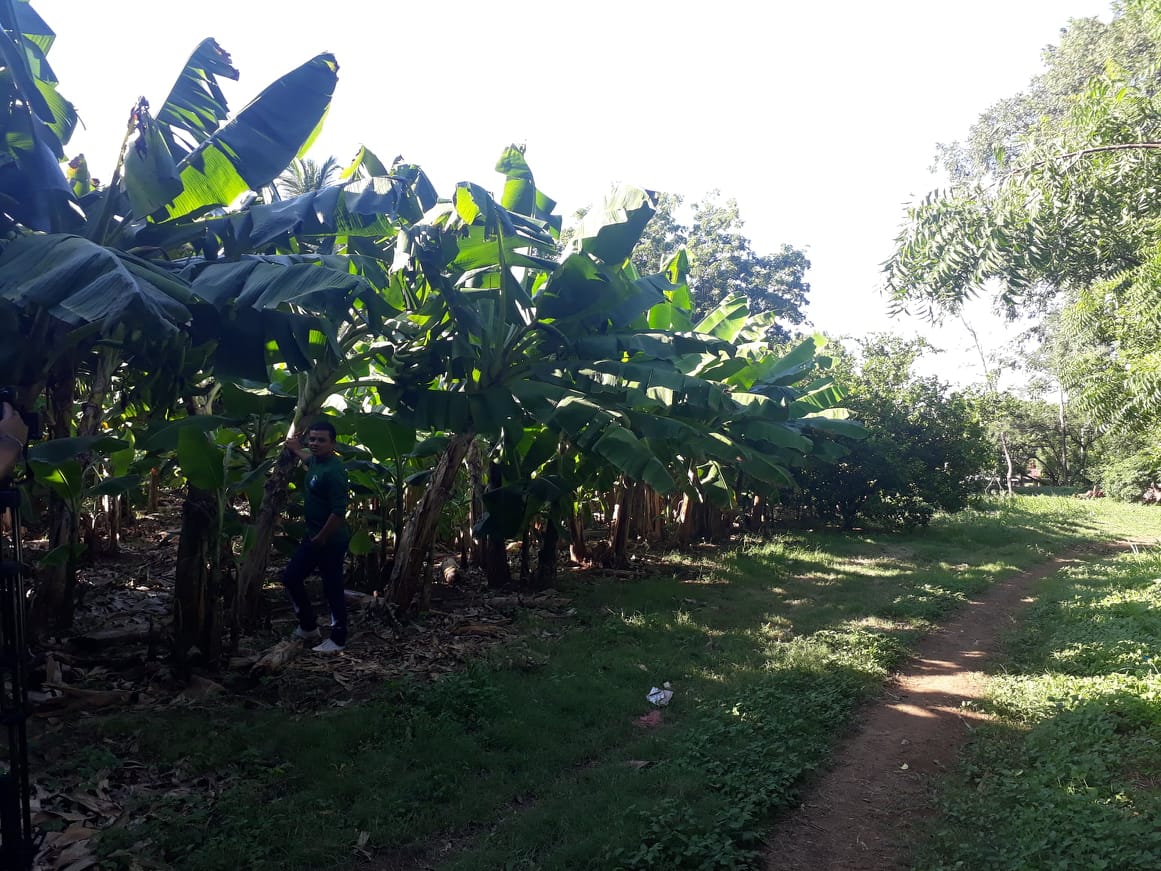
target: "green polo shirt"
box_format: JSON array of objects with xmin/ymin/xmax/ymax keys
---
[{"xmin": 303, "ymin": 454, "xmax": 349, "ymax": 542}]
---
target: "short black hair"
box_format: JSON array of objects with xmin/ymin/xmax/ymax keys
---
[{"xmin": 308, "ymin": 419, "xmax": 337, "ymax": 441}]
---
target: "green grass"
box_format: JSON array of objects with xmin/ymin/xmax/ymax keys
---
[
  {"xmin": 914, "ymin": 536, "xmax": 1161, "ymax": 870},
  {"xmin": 48, "ymin": 495, "xmax": 1160, "ymax": 870}
]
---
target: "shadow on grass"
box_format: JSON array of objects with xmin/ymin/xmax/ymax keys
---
[
  {"xmin": 915, "ymin": 545, "xmax": 1161, "ymax": 870},
  {"xmin": 916, "ymin": 687, "xmax": 1161, "ymax": 871},
  {"xmin": 44, "ymin": 496, "xmax": 1155, "ymax": 871}
]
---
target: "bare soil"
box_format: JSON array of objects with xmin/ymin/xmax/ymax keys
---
[{"xmin": 763, "ymin": 543, "xmax": 1131, "ymax": 871}]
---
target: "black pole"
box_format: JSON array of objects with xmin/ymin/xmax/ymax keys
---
[{"xmin": 0, "ymin": 483, "xmax": 35, "ymax": 870}]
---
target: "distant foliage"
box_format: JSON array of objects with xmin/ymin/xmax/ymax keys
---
[
  {"xmin": 628, "ymin": 191, "xmax": 811, "ymax": 339},
  {"xmin": 1095, "ymin": 437, "xmax": 1161, "ymax": 502},
  {"xmin": 792, "ymin": 336, "xmax": 989, "ymax": 531}
]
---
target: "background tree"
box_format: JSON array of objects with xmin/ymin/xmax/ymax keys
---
[
  {"xmin": 274, "ymin": 155, "xmax": 341, "ymax": 198},
  {"xmin": 885, "ymin": 0, "xmax": 1161, "ymax": 480},
  {"xmin": 934, "ymin": 2, "xmax": 1161, "ymax": 184},
  {"xmin": 629, "ymin": 191, "xmax": 810, "ymax": 338},
  {"xmin": 792, "ymin": 336, "xmax": 988, "ymax": 530}
]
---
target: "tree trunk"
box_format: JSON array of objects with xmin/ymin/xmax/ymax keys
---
[
  {"xmin": 534, "ymin": 515, "xmax": 559, "ymax": 589},
  {"xmin": 387, "ymin": 431, "xmax": 474, "ymax": 611},
  {"xmin": 481, "ymin": 460, "xmax": 510, "ymax": 587},
  {"xmin": 466, "ymin": 440, "xmax": 485, "ymax": 568},
  {"xmin": 236, "ymin": 449, "xmax": 298, "ymax": 626},
  {"xmin": 1000, "ymin": 430, "xmax": 1014, "ymax": 496},
  {"xmin": 519, "ymin": 524, "xmax": 532, "ymax": 587},
  {"xmin": 1058, "ymin": 385, "xmax": 1068, "ymax": 486},
  {"xmin": 105, "ymin": 493, "xmax": 121, "ymax": 555},
  {"xmin": 174, "ymin": 485, "xmax": 222, "ymax": 667},
  {"xmin": 567, "ymin": 501, "xmax": 587, "ymax": 564},
  {"xmin": 77, "ymin": 348, "xmax": 119, "ymax": 439},
  {"xmin": 31, "ymin": 499, "xmax": 77, "ymax": 633},
  {"xmin": 608, "ymin": 480, "xmax": 631, "ymax": 567},
  {"xmin": 676, "ymin": 492, "xmax": 696, "ymax": 549},
  {"xmin": 34, "ymin": 367, "xmax": 78, "ymax": 633},
  {"xmin": 235, "ymin": 362, "xmax": 336, "ymax": 627}
]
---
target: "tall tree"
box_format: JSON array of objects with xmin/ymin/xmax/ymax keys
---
[
  {"xmin": 934, "ymin": 3, "xmax": 1161, "ymax": 184},
  {"xmin": 885, "ymin": 0, "xmax": 1161, "ymax": 439},
  {"xmin": 630, "ymin": 191, "xmax": 810, "ymax": 337}
]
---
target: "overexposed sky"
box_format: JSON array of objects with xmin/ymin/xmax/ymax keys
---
[{"xmin": 36, "ymin": 0, "xmax": 1112, "ymax": 385}]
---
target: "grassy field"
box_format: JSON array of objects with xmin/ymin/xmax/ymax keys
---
[
  {"xmin": 41, "ymin": 495, "xmax": 1160, "ymax": 870},
  {"xmin": 915, "ymin": 521, "xmax": 1161, "ymax": 869}
]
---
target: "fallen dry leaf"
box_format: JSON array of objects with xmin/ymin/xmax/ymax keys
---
[
  {"xmin": 450, "ymin": 623, "xmax": 510, "ymax": 637},
  {"xmin": 49, "ymin": 823, "xmax": 95, "ymax": 848}
]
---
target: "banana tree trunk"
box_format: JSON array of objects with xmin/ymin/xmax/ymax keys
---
[
  {"xmin": 480, "ymin": 460, "xmax": 510, "ymax": 587},
  {"xmin": 387, "ymin": 431, "xmax": 474, "ymax": 611},
  {"xmin": 35, "ymin": 365, "xmax": 78, "ymax": 633},
  {"xmin": 467, "ymin": 440, "xmax": 485, "ymax": 568},
  {"xmin": 77, "ymin": 348, "xmax": 119, "ymax": 438},
  {"xmin": 608, "ymin": 479, "xmax": 631, "ymax": 567},
  {"xmin": 676, "ymin": 492, "xmax": 696, "ymax": 549},
  {"xmin": 236, "ymin": 449, "xmax": 298, "ymax": 626},
  {"xmin": 534, "ymin": 513, "xmax": 559, "ymax": 589},
  {"xmin": 567, "ymin": 501, "xmax": 587, "ymax": 564},
  {"xmin": 235, "ymin": 367, "xmax": 331, "ymax": 627},
  {"xmin": 174, "ymin": 484, "xmax": 223, "ymax": 666}
]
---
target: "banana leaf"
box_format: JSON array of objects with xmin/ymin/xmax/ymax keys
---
[
  {"xmin": 576, "ymin": 184, "xmax": 655, "ymax": 265},
  {"xmin": 536, "ymin": 254, "xmax": 642, "ymax": 327},
  {"xmin": 695, "ymin": 294, "xmax": 750, "ymax": 342},
  {"xmin": 0, "ymin": 233, "xmax": 190, "ymax": 333},
  {"xmin": 123, "ymin": 103, "xmax": 182, "ymax": 217},
  {"xmin": 161, "ymin": 52, "xmax": 339, "ymax": 220},
  {"xmin": 156, "ymin": 38, "xmax": 239, "ymax": 160},
  {"xmin": 188, "ymin": 259, "xmax": 369, "ymax": 317}
]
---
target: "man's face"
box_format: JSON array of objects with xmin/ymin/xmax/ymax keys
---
[{"xmin": 306, "ymin": 428, "xmax": 336, "ymax": 459}]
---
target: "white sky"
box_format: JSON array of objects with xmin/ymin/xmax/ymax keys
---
[{"xmin": 36, "ymin": 0, "xmax": 1113, "ymax": 386}]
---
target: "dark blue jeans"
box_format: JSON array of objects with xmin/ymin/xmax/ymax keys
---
[{"xmin": 281, "ymin": 538, "xmax": 348, "ymax": 646}]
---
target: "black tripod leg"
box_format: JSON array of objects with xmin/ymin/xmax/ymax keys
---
[{"xmin": 0, "ymin": 487, "xmax": 35, "ymax": 870}]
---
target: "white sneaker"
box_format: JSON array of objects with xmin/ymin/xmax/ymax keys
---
[
  {"xmin": 312, "ymin": 639, "xmax": 345, "ymax": 653},
  {"xmin": 293, "ymin": 626, "xmax": 321, "ymax": 641}
]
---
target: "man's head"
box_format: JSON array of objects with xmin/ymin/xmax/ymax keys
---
[{"xmin": 305, "ymin": 419, "xmax": 338, "ymax": 459}]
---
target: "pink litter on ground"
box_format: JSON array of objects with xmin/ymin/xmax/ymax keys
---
[{"xmin": 634, "ymin": 709, "xmax": 664, "ymax": 728}]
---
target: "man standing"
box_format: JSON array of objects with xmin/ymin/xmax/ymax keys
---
[{"xmin": 281, "ymin": 419, "xmax": 349, "ymax": 653}]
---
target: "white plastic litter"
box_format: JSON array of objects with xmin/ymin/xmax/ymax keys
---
[{"xmin": 647, "ymin": 682, "xmax": 674, "ymax": 706}]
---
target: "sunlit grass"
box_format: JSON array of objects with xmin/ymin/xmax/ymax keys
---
[
  {"xmin": 59, "ymin": 495, "xmax": 1161, "ymax": 871},
  {"xmin": 916, "ymin": 542, "xmax": 1161, "ymax": 870}
]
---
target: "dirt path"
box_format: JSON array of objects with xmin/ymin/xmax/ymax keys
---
[{"xmin": 763, "ymin": 544, "xmax": 1130, "ymax": 871}]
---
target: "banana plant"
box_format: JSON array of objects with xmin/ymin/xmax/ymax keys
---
[
  {"xmin": 0, "ymin": 0, "xmax": 78, "ymax": 232},
  {"xmin": 26, "ymin": 434, "xmax": 132, "ymax": 630},
  {"xmin": 376, "ymin": 167, "xmax": 717, "ymax": 608},
  {"xmin": 99, "ymin": 45, "xmax": 338, "ymax": 244}
]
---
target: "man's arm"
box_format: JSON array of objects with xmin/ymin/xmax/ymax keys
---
[
  {"xmin": 284, "ymin": 431, "xmax": 310, "ymax": 463},
  {"xmin": 311, "ymin": 513, "xmax": 344, "ymax": 547},
  {"xmin": 0, "ymin": 402, "xmax": 28, "ymax": 480}
]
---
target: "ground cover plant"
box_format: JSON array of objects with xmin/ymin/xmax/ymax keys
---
[
  {"xmin": 915, "ymin": 525, "xmax": 1161, "ymax": 870},
  {"xmin": 28, "ymin": 494, "xmax": 1156, "ymax": 871}
]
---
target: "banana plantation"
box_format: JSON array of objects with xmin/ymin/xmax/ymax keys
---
[
  {"xmin": 6, "ymin": 2, "xmax": 1161, "ymax": 870},
  {"xmin": 0, "ymin": 5, "xmax": 861, "ymax": 667}
]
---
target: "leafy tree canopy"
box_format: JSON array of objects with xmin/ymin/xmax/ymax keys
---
[
  {"xmin": 792, "ymin": 334, "xmax": 988, "ymax": 530},
  {"xmin": 884, "ymin": 0, "xmax": 1161, "ymax": 437},
  {"xmin": 629, "ymin": 192, "xmax": 811, "ymax": 339}
]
